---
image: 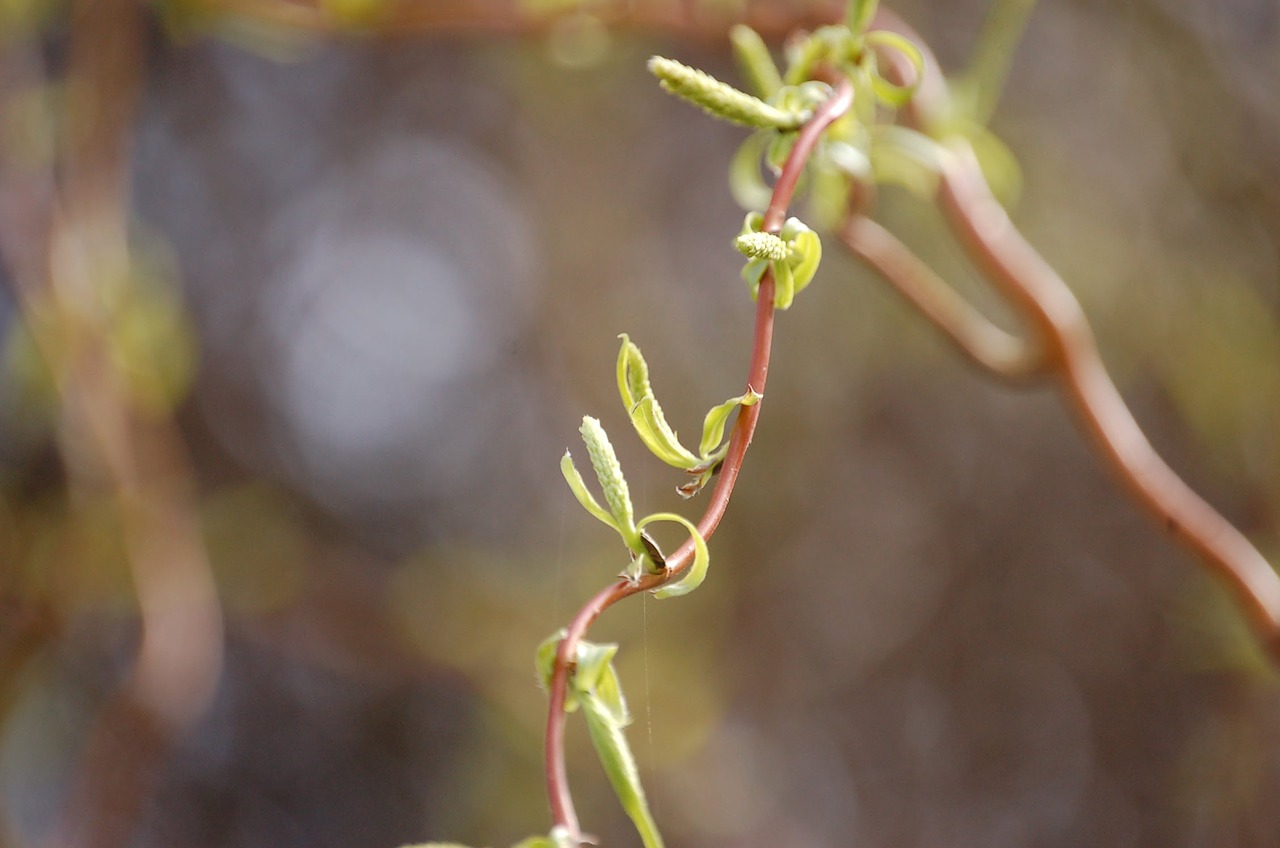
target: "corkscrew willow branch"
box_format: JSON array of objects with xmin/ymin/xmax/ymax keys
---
[{"xmin": 544, "ymin": 77, "xmax": 854, "ymax": 843}]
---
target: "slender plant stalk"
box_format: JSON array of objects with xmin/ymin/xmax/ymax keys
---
[{"xmin": 544, "ymin": 77, "xmax": 854, "ymax": 843}]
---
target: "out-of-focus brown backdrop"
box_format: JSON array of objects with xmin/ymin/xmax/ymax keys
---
[{"xmin": 2, "ymin": 1, "xmax": 1280, "ymax": 846}]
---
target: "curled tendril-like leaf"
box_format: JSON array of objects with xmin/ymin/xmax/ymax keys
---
[
  {"xmin": 781, "ymin": 218, "xmax": 823, "ymax": 301},
  {"xmin": 649, "ymin": 56, "xmax": 808, "ymax": 130},
  {"xmin": 643, "ymin": 512, "xmax": 710, "ymax": 599},
  {"xmin": 863, "ymin": 30, "xmax": 924, "ymax": 107}
]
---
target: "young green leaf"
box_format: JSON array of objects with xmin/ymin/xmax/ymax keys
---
[
  {"xmin": 581, "ymin": 694, "xmax": 664, "ymax": 848},
  {"xmin": 640, "ymin": 513, "xmax": 711, "ymax": 599},
  {"xmin": 773, "ymin": 254, "xmax": 798, "ymax": 310},
  {"xmin": 780, "ymin": 218, "xmax": 823, "ymax": 297},
  {"xmin": 729, "ymin": 24, "xmax": 783, "ymax": 99},
  {"xmin": 617, "ymin": 335, "xmax": 701, "ymax": 469},
  {"xmin": 649, "ymin": 55, "xmax": 807, "ymax": 130},
  {"xmin": 561, "ymin": 451, "xmax": 621, "ymax": 532},
  {"xmin": 571, "ymin": 641, "xmax": 629, "ymax": 727},
  {"xmin": 573, "ymin": 640, "xmax": 620, "ymax": 696},
  {"xmin": 698, "ymin": 389, "xmax": 762, "ymax": 458},
  {"xmin": 847, "ymin": 0, "xmax": 879, "ymax": 35},
  {"xmin": 536, "ymin": 629, "xmax": 583, "ymax": 713}
]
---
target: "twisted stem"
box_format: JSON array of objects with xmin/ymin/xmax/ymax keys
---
[
  {"xmin": 847, "ymin": 10, "xmax": 1280, "ymax": 659},
  {"xmin": 544, "ymin": 76, "xmax": 854, "ymax": 842}
]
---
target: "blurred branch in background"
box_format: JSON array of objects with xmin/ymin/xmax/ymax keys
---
[{"xmin": 0, "ymin": 0, "xmax": 222, "ymax": 846}]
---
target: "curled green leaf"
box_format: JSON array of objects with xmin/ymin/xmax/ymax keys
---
[
  {"xmin": 781, "ymin": 219, "xmax": 823, "ymax": 297},
  {"xmin": 863, "ymin": 30, "xmax": 924, "ymax": 107},
  {"xmin": 617, "ymin": 335, "xmax": 700, "ymax": 469},
  {"xmin": 642, "ymin": 513, "xmax": 710, "ymax": 599},
  {"xmin": 649, "ymin": 56, "xmax": 807, "ymax": 130},
  {"xmin": 773, "ymin": 256, "xmax": 798, "ymax": 310}
]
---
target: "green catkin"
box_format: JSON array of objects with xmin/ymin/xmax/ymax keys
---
[
  {"xmin": 579, "ymin": 416, "xmax": 635, "ymax": 534},
  {"xmin": 648, "ymin": 56, "xmax": 807, "ymax": 130}
]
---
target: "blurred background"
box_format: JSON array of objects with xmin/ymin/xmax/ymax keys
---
[{"xmin": 2, "ymin": 0, "xmax": 1280, "ymax": 846}]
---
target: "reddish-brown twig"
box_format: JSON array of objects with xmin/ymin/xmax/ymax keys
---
[
  {"xmin": 839, "ymin": 215, "xmax": 1044, "ymax": 379},
  {"xmin": 544, "ymin": 76, "xmax": 854, "ymax": 842},
  {"xmin": 845, "ymin": 13, "xmax": 1280, "ymax": 659}
]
